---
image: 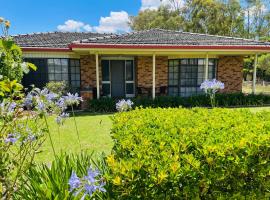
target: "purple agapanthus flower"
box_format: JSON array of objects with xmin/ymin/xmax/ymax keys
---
[
  {"xmin": 116, "ymin": 99, "xmax": 133, "ymax": 112},
  {"xmin": 200, "ymin": 79, "xmax": 225, "ymax": 93},
  {"xmin": 55, "ymin": 112, "xmax": 69, "ymax": 125},
  {"xmin": 37, "ymin": 100, "xmax": 45, "ymax": 111},
  {"xmin": 23, "ymin": 93, "xmax": 33, "ymax": 108},
  {"xmin": 63, "ymin": 93, "xmax": 83, "ymax": 106},
  {"xmin": 7, "ymin": 102, "xmax": 17, "ymax": 113},
  {"xmin": 4, "ymin": 133, "xmax": 20, "ymax": 144},
  {"xmin": 84, "ymin": 167, "xmax": 100, "ymax": 183},
  {"xmin": 55, "ymin": 97, "xmax": 67, "ymax": 111},
  {"xmin": 69, "ymin": 171, "xmax": 81, "ymax": 191}
]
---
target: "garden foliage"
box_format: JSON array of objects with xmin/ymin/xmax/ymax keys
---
[
  {"xmin": 89, "ymin": 93, "xmax": 270, "ymax": 112},
  {"xmin": 106, "ymin": 108, "xmax": 270, "ymax": 199},
  {"xmin": 14, "ymin": 153, "xmax": 108, "ymax": 200}
]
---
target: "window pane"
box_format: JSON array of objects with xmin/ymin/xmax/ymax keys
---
[
  {"xmin": 55, "ymin": 74, "xmax": 61, "ymax": 80},
  {"xmin": 48, "ymin": 65, "xmax": 54, "ymax": 73},
  {"xmin": 62, "ymin": 74, "xmax": 69, "ymax": 81},
  {"xmin": 55, "ymin": 66, "xmax": 62, "ymax": 73},
  {"xmin": 102, "ymin": 60, "xmax": 110, "ymax": 81},
  {"xmin": 126, "ymin": 61, "xmax": 134, "ymax": 81},
  {"xmin": 70, "ymin": 60, "xmax": 75, "ymax": 67},
  {"xmin": 75, "ymin": 67, "xmax": 80, "ymax": 74},
  {"xmin": 54, "ymin": 59, "xmax": 61, "ymax": 66},
  {"xmin": 48, "ymin": 74, "xmax": 54, "ymax": 81},
  {"xmin": 102, "ymin": 84, "xmax": 110, "ymax": 96},
  {"xmin": 71, "ymin": 67, "xmax": 76, "ymax": 74},
  {"xmin": 126, "ymin": 83, "xmax": 134, "ymax": 94},
  {"xmin": 76, "ymin": 74, "xmax": 80, "ymax": 80},
  {"xmin": 62, "ymin": 65, "xmax": 68, "ymax": 73},
  {"xmin": 61, "ymin": 59, "xmax": 68, "ymax": 66}
]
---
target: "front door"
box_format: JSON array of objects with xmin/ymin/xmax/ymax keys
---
[{"xmin": 111, "ymin": 60, "xmax": 125, "ymax": 97}]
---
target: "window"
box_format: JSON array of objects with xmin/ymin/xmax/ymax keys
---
[
  {"xmin": 101, "ymin": 60, "xmax": 111, "ymax": 97},
  {"xmin": 168, "ymin": 58, "xmax": 217, "ymax": 97},
  {"xmin": 70, "ymin": 59, "xmax": 81, "ymax": 91},
  {"xmin": 125, "ymin": 60, "xmax": 135, "ymax": 97},
  {"xmin": 48, "ymin": 59, "xmax": 69, "ymax": 82}
]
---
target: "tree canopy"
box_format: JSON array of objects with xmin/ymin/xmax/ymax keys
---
[{"xmin": 130, "ymin": 0, "xmax": 270, "ymax": 39}]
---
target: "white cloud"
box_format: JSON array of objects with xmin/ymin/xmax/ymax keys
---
[
  {"xmin": 57, "ymin": 19, "xmax": 92, "ymax": 32},
  {"xmin": 57, "ymin": 11, "xmax": 130, "ymax": 33},
  {"xmin": 93, "ymin": 11, "xmax": 130, "ymax": 33},
  {"xmin": 140, "ymin": 0, "xmax": 183, "ymax": 11},
  {"xmin": 141, "ymin": 0, "xmax": 161, "ymax": 10}
]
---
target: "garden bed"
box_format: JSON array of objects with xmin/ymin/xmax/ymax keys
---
[{"xmin": 89, "ymin": 93, "xmax": 270, "ymax": 112}]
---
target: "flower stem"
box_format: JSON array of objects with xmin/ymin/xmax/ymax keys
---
[
  {"xmin": 71, "ymin": 105, "xmax": 82, "ymax": 150},
  {"xmin": 44, "ymin": 115, "xmax": 56, "ymax": 159}
]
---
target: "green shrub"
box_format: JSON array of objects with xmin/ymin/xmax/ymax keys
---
[
  {"xmin": 45, "ymin": 81, "xmax": 69, "ymax": 96},
  {"xmin": 105, "ymin": 108, "xmax": 270, "ymax": 199},
  {"xmin": 89, "ymin": 93, "xmax": 270, "ymax": 112}
]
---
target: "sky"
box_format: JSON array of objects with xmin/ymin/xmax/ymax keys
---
[
  {"xmin": 0, "ymin": 0, "xmax": 174, "ymax": 35},
  {"xmin": 0, "ymin": 0, "xmax": 268, "ymax": 35}
]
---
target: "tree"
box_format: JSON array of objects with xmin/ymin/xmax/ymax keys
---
[
  {"xmin": 182, "ymin": 0, "xmax": 245, "ymax": 36},
  {"xmin": 130, "ymin": 0, "xmax": 245, "ymax": 37},
  {"xmin": 129, "ymin": 6, "xmax": 184, "ymax": 31}
]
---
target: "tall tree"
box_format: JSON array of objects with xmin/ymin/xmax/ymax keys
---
[
  {"xmin": 129, "ymin": 6, "xmax": 184, "ymax": 31},
  {"xmin": 182, "ymin": 0, "xmax": 244, "ymax": 36}
]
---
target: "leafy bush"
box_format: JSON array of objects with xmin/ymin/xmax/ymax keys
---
[
  {"xmin": 105, "ymin": 108, "xmax": 270, "ymax": 199},
  {"xmin": 45, "ymin": 81, "xmax": 69, "ymax": 96},
  {"xmin": 14, "ymin": 152, "xmax": 109, "ymax": 200},
  {"xmin": 89, "ymin": 93, "xmax": 270, "ymax": 112}
]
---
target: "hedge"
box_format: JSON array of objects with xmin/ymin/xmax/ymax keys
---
[
  {"xmin": 88, "ymin": 93, "xmax": 270, "ymax": 112},
  {"xmin": 105, "ymin": 108, "xmax": 270, "ymax": 199}
]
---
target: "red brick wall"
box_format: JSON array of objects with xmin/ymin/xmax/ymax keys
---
[
  {"xmin": 217, "ymin": 56, "xmax": 243, "ymax": 93},
  {"xmin": 137, "ymin": 56, "xmax": 168, "ymax": 94},
  {"xmin": 80, "ymin": 55, "xmax": 102, "ymax": 89}
]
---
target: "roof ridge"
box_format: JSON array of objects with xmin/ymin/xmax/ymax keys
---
[
  {"xmin": 151, "ymin": 28, "xmax": 267, "ymax": 43},
  {"xmin": 11, "ymin": 31, "xmax": 109, "ymax": 38}
]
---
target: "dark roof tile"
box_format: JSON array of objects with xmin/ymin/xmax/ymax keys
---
[
  {"xmin": 12, "ymin": 32, "xmax": 110, "ymax": 48},
  {"xmin": 74, "ymin": 29, "xmax": 270, "ymax": 46}
]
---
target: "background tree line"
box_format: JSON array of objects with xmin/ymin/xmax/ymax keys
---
[{"xmin": 130, "ymin": 0, "xmax": 270, "ymax": 81}]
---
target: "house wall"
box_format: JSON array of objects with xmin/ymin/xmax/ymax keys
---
[
  {"xmin": 217, "ymin": 56, "xmax": 243, "ymax": 93},
  {"xmin": 79, "ymin": 55, "xmax": 243, "ymax": 107},
  {"xmin": 137, "ymin": 56, "xmax": 168, "ymax": 95}
]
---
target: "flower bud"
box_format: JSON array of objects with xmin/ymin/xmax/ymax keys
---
[
  {"xmin": 0, "ymin": 17, "xmax": 4, "ymax": 23},
  {"xmin": 5, "ymin": 20, "xmax": 10, "ymax": 28}
]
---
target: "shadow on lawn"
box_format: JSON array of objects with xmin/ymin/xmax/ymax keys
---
[{"xmin": 69, "ymin": 110, "xmax": 115, "ymax": 117}]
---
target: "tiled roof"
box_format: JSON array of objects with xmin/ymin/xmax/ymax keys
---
[
  {"xmin": 12, "ymin": 32, "xmax": 109, "ymax": 48},
  {"xmin": 74, "ymin": 29, "xmax": 270, "ymax": 47}
]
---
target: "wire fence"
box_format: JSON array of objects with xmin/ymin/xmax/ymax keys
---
[{"xmin": 242, "ymin": 81, "xmax": 270, "ymax": 95}]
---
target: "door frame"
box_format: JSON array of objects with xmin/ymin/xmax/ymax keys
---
[{"xmin": 101, "ymin": 57, "xmax": 135, "ymax": 98}]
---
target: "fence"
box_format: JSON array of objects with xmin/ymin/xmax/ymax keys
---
[{"xmin": 242, "ymin": 81, "xmax": 270, "ymax": 95}]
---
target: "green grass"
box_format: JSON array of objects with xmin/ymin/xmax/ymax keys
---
[{"xmin": 35, "ymin": 113, "xmax": 113, "ymax": 163}]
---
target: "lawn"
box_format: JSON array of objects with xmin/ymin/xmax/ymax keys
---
[
  {"xmin": 35, "ymin": 107, "xmax": 270, "ymax": 163},
  {"xmin": 35, "ymin": 112, "xmax": 113, "ymax": 163}
]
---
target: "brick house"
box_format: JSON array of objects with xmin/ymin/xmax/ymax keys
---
[{"xmin": 14, "ymin": 29, "xmax": 270, "ymax": 106}]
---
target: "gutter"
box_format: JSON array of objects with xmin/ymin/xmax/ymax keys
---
[
  {"xmin": 22, "ymin": 47, "xmax": 72, "ymax": 52},
  {"xmin": 69, "ymin": 43, "xmax": 270, "ymax": 51}
]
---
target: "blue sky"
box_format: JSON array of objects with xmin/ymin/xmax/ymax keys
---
[
  {"xmin": 0, "ymin": 0, "xmax": 268, "ymax": 35},
  {"xmin": 1, "ymin": 0, "xmax": 145, "ymax": 34}
]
